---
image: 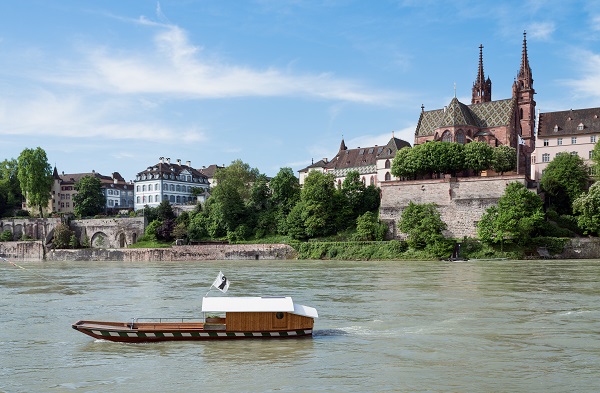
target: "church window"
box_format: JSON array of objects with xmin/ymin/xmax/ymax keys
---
[
  {"xmin": 337, "ymin": 180, "xmax": 342, "ymax": 188},
  {"xmin": 519, "ymin": 108, "xmax": 523, "ymax": 120},
  {"xmin": 543, "ymin": 139, "xmax": 549, "ymax": 146},
  {"xmin": 591, "ymin": 135, "xmax": 597, "ymax": 143},
  {"xmin": 370, "ymin": 176, "xmax": 375, "ymax": 186},
  {"xmin": 571, "ymin": 137, "xmax": 577, "ymax": 144},
  {"xmin": 456, "ymin": 130, "xmax": 465, "ymax": 144},
  {"xmin": 442, "ymin": 130, "xmax": 452, "ymax": 142},
  {"xmin": 385, "ymin": 172, "xmax": 391, "ymax": 181},
  {"xmin": 557, "ymin": 138, "xmax": 563, "ymax": 146},
  {"xmin": 385, "ymin": 159, "xmax": 391, "ymax": 169},
  {"xmin": 542, "ymin": 153, "xmax": 550, "ymax": 163},
  {"xmin": 578, "ymin": 123, "xmax": 584, "ymax": 131},
  {"xmin": 361, "ymin": 177, "xmax": 366, "ymax": 185}
]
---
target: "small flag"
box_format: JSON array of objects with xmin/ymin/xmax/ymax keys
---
[{"xmin": 212, "ymin": 271, "xmax": 229, "ymax": 293}]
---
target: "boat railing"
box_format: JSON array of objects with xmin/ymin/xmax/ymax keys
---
[{"xmin": 129, "ymin": 317, "xmax": 202, "ymax": 328}]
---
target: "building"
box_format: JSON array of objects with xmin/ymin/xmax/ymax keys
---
[
  {"xmin": 198, "ymin": 164, "xmax": 225, "ymax": 188},
  {"xmin": 133, "ymin": 157, "xmax": 210, "ymax": 210},
  {"xmin": 532, "ymin": 107, "xmax": 600, "ymax": 180},
  {"xmin": 47, "ymin": 168, "xmax": 134, "ymax": 215},
  {"xmin": 298, "ymin": 135, "xmax": 411, "ymax": 188},
  {"xmin": 414, "ymin": 33, "xmax": 536, "ymax": 176}
]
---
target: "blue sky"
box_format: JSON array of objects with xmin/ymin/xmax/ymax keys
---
[{"xmin": 1, "ymin": 0, "xmax": 600, "ymax": 181}]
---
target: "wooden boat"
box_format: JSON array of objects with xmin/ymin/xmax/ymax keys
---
[{"xmin": 72, "ymin": 296, "xmax": 318, "ymax": 343}]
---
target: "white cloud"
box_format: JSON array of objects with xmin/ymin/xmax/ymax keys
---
[
  {"xmin": 528, "ymin": 21, "xmax": 555, "ymax": 40},
  {"xmin": 44, "ymin": 22, "xmax": 399, "ymax": 105},
  {"xmin": 562, "ymin": 50, "xmax": 600, "ymax": 102}
]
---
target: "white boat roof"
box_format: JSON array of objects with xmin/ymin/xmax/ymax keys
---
[{"xmin": 202, "ymin": 296, "xmax": 318, "ymax": 319}]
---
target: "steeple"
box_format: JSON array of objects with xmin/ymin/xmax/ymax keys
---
[
  {"xmin": 471, "ymin": 44, "xmax": 492, "ymax": 104},
  {"xmin": 517, "ymin": 31, "xmax": 533, "ymax": 90},
  {"xmin": 339, "ymin": 137, "xmax": 347, "ymax": 151}
]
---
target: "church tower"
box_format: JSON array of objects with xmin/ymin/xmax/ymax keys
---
[
  {"xmin": 471, "ymin": 44, "xmax": 492, "ymax": 104},
  {"xmin": 514, "ymin": 31, "xmax": 536, "ymax": 150}
]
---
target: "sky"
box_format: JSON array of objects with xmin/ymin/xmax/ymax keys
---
[{"xmin": 1, "ymin": 0, "xmax": 600, "ymax": 181}]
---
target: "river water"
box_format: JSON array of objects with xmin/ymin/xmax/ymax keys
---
[{"xmin": 1, "ymin": 259, "xmax": 599, "ymax": 393}]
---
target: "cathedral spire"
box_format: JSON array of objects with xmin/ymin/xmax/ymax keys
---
[
  {"xmin": 517, "ymin": 30, "xmax": 533, "ymax": 90},
  {"xmin": 471, "ymin": 44, "xmax": 492, "ymax": 104}
]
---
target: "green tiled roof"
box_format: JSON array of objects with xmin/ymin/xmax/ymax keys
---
[{"xmin": 416, "ymin": 97, "xmax": 516, "ymax": 136}]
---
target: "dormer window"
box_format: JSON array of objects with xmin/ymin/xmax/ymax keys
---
[
  {"xmin": 577, "ymin": 123, "xmax": 584, "ymax": 131},
  {"xmin": 553, "ymin": 125, "xmax": 559, "ymax": 132}
]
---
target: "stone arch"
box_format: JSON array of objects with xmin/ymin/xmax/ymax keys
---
[
  {"xmin": 91, "ymin": 231, "xmax": 109, "ymax": 248},
  {"xmin": 132, "ymin": 232, "xmax": 138, "ymax": 244},
  {"xmin": 118, "ymin": 232, "xmax": 126, "ymax": 248}
]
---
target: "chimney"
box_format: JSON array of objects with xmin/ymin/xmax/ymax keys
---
[
  {"xmin": 159, "ymin": 157, "xmax": 164, "ymax": 163},
  {"xmin": 166, "ymin": 158, "xmax": 171, "ymax": 164},
  {"xmin": 114, "ymin": 178, "xmax": 118, "ymax": 184},
  {"xmin": 176, "ymin": 159, "xmax": 181, "ymax": 165},
  {"xmin": 186, "ymin": 160, "xmax": 191, "ymax": 167}
]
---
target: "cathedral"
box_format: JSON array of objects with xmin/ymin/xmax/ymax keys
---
[{"xmin": 414, "ymin": 32, "xmax": 536, "ymax": 175}]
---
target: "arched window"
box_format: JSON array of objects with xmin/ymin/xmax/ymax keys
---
[
  {"xmin": 338, "ymin": 180, "xmax": 342, "ymax": 188},
  {"xmin": 176, "ymin": 196, "xmax": 181, "ymax": 203},
  {"xmin": 385, "ymin": 172, "xmax": 391, "ymax": 181},
  {"xmin": 370, "ymin": 176, "xmax": 375, "ymax": 186},
  {"xmin": 142, "ymin": 185, "xmax": 146, "ymax": 192},
  {"xmin": 456, "ymin": 130, "xmax": 465, "ymax": 144},
  {"xmin": 361, "ymin": 177, "xmax": 366, "ymax": 185},
  {"xmin": 155, "ymin": 184, "xmax": 160, "ymax": 191},
  {"xmin": 169, "ymin": 195, "xmax": 175, "ymax": 202},
  {"xmin": 385, "ymin": 159, "xmax": 391, "ymax": 169},
  {"xmin": 136, "ymin": 196, "xmax": 140, "ymax": 203},
  {"xmin": 442, "ymin": 130, "xmax": 452, "ymax": 142},
  {"xmin": 170, "ymin": 184, "xmax": 175, "ymax": 191}
]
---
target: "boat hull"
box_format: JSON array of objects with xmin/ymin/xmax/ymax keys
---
[{"xmin": 72, "ymin": 321, "xmax": 313, "ymax": 343}]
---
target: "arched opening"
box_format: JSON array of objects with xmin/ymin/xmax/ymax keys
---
[
  {"xmin": 119, "ymin": 233, "xmax": 126, "ymax": 248},
  {"xmin": 385, "ymin": 172, "xmax": 391, "ymax": 181},
  {"xmin": 132, "ymin": 232, "xmax": 138, "ymax": 244},
  {"xmin": 385, "ymin": 159, "xmax": 391, "ymax": 169},
  {"xmin": 91, "ymin": 232, "xmax": 109, "ymax": 248},
  {"xmin": 442, "ymin": 130, "xmax": 452, "ymax": 142}
]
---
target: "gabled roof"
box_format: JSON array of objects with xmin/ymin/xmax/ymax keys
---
[
  {"xmin": 538, "ymin": 107, "xmax": 600, "ymax": 137},
  {"xmin": 416, "ymin": 97, "xmax": 515, "ymax": 137},
  {"xmin": 324, "ymin": 136, "xmax": 410, "ymax": 170},
  {"xmin": 137, "ymin": 161, "xmax": 208, "ymax": 181},
  {"xmin": 198, "ymin": 164, "xmax": 224, "ymax": 178},
  {"xmin": 201, "ymin": 296, "xmax": 318, "ymax": 318}
]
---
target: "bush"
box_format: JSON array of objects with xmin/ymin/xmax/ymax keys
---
[
  {"xmin": 0, "ymin": 230, "xmax": 13, "ymax": 241},
  {"xmin": 53, "ymin": 223, "xmax": 74, "ymax": 249}
]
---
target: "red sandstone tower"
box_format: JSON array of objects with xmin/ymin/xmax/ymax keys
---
[
  {"xmin": 513, "ymin": 31, "xmax": 536, "ymax": 175},
  {"xmin": 471, "ymin": 44, "xmax": 492, "ymax": 104}
]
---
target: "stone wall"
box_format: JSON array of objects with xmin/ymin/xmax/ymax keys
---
[
  {"xmin": 46, "ymin": 243, "xmax": 297, "ymax": 261},
  {"xmin": 380, "ymin": 175, "xmax": 528, "ymax": 239},
  {"xmin": 0, "ymin": 241, "xmax": 44, "ymax": 261},
  {"xmin": 0, "ymin": 218, "xmax": 61, "ymax": 242},
  {"xmin": 70, "ymin": 217, "xmax": 145, "ymax": 249}
]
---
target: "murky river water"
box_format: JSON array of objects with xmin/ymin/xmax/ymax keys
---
[{"xmin": 1, "ymin": 259, "xmax": 599, "ymax": 393}]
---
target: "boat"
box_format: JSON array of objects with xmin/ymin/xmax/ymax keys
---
[{"xmin": 72, "ymin": 296, "xmax": 319, "ymax": 343}]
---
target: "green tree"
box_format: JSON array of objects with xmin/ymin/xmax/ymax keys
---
[
  {"xmin": 391, "ymin": 146, "xmax": 417, "ymax": 179},
  {"xmin": 591, "ymin": 141, "xmax": 600, "ymax": 179},
  {"xmin": 354, "ymin": 211, "xmax": 387, "ymax": 241},
  {"xmin": 156, "ymin": 200, "xmax": 175, "ymax": 221},
  {"xmin": 1, "ymin": 229, "xmax": 13, "ymax": 241},
  {"xmin": 0, "ymin": 158, "xmax": 23, "ymax": 217},
  {"xmin": 398, "ymin": 202, "xmax": 447, "ymax": 250},
  {"xmin": 17, "ymin": 147, "xmax": 53, "ymax": 217},
  {"xmin": 477, "ymin": 182, "xmax": 544, "ymax": 247},
  {"xmin": 491, "ymin": 145, "xmax": 517, "ymax": 175},
  {"xmin": 53, "ymin": 223, "xmax": 74, "ymax": 249},
  {"xmin": 298, "ymin": 171, "xmax": 337, "ymax": 238},
  {"xmin": 540, "ymin": 152, "xmax": 589, "ymax": 215},
  {"xmin": 573, "ymin": 182, "xmax": 600, "ymax": 236},
  {"xmin": 464, "ymin": 141, "xmax": 493, "ymax": 174},
  {"xmin": 270, "ymin": 167, "xmax": 301, "ymax": 234},
  {"xmin": 73, "ymin": 176, "xmax": 106, "ymax": 217}
]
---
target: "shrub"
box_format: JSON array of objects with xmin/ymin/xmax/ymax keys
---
[{"xmin": 0, "ymin": 230, "xmax": 13, "ymax": 242}]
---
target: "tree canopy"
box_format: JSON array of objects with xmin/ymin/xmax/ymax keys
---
[
  {"xmin": 398, "ymin": 201, "xmax": 447, "ymax": 250},
  {"xmin": 73, "ymin": 176, "xmax": 106, "ymax": 217},
  {"xmin": 573, "ymin": 182, "xmax": 600, "ymax": 236},
  {"xmin": 540, "ymin": 152, "xmax": 589, "ymax": 215},
  {"xmin": 0, "ymin": 158, "xmax": 22, "ymax": 217},
  {"xmin": 477, "ymin": 182, "xmax": 544, "ymax": 247},
  {"xmin": 17, "ymin": 147, "xmax": 53, "ymax": 217}
]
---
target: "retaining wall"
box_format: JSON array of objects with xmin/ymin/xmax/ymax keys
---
[{"xmin": 380, "ymin": 175, "xmax": 528, "ymax": 239}]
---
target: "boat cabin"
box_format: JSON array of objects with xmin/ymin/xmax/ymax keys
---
[{"xmin": 201, "ymin": 296, "xmax": 318, "ymax": 332}]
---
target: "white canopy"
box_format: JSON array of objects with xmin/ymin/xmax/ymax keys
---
[{"xmin": 202, "ymin": 296, "xmax": 318, "ymax": 319}]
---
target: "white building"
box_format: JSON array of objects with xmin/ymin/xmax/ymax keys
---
[
  {"xmin": 532, "ymin": 107, "xmax": 600, "ymax": 181},
  {"xmin": 134, "ymin": 157, "xmax": 210, "ymax": 210}
]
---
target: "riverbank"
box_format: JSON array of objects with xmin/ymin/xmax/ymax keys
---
[{"xmin": 1, "ymin": 238, "xmax": 599, "ymax": 261}]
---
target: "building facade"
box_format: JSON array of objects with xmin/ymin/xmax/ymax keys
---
[
  {"xmin": 133, "ymin": 157, "xmax": 210, "ymax": 210},
  {"xmin": 532, "ymin": 107, "xmax": 600, "ymax": 180},
  {"xmin": 43, "ymin": 168, "xmax": 134, "ymax": 215},
  {"xmin": 414, "ymin": 33, "xmax": 536, "ymax": 176},
  {"xmin": 298, "ymin": 136, "xmax": 411, "ymax": 188}
]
